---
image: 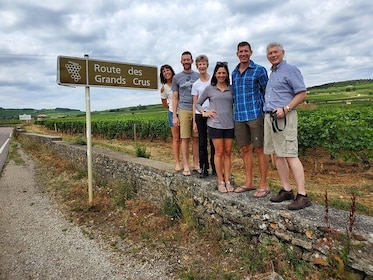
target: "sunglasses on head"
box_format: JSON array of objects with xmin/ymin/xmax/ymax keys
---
[{"xmin": 216, "ymin": 61, "xmax": 228, "ymax": 66}]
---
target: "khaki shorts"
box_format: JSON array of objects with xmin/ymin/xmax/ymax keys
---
[
  {"xmin": 234, "ymin": 115, "xmax": 264, "ymax": 148},
  {"xmin": 264, "ymin": 110, "xmax": 298, "ymax": 157},
  {"xmin": 178, "ymin": 109, "xmax": 198, "ymax": 139}
]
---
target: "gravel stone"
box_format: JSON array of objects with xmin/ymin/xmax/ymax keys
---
[{"xmin": 0, "ymin": 148, "xmax": 172, "ymax": 280}]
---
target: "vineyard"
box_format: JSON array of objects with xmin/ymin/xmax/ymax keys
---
[{"xmin": 36, "ymin": 102, "xmax": 373, "ymax": 164}]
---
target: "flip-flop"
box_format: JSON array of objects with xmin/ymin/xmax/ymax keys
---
[
  {"xmin": 182, "ymin": 170, "xmax": 191, "ymax": 176},
  {"xmin": 225, "ymin": 181, "xmax": 234, "ymax": 192},
  {"xmin": 253, "ymin": 189, "xmax": 270, "ymax": 198},
  {"xmin": 234, "ymin": 186, "xmax": 256, "ymax": 193},
  {"xmin": 175, "ymin": 166, "xmax": 182, "ymax": 171}
]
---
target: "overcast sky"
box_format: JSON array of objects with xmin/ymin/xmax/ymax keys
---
[{"xmin": 0, "ymin": 0, "xmax": 372, "ymax": 111}]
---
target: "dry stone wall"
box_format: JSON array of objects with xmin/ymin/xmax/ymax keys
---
[{"xmin": 20, "ymin": 133, "xmax": 373, "ymax": 278}]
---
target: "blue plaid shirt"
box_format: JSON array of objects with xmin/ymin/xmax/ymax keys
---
[{"xmin": 232, "ymin": 60, "xmax": 268, "ymax": 122}]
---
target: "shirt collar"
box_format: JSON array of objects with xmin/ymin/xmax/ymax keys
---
[{"xmin": 271, "ymin": 60, "xmax": 286, "ymax": 72}]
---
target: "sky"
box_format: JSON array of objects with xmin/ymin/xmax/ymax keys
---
[{"xmin": 0, "ymin": 0, "xmax": 372, "ymax": 112}]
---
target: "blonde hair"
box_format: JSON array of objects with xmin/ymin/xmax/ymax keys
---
[{"xmin": 195, "ymin": 54, "xmax": 209, "ymax": 66}]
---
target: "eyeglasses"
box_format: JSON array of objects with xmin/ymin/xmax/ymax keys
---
[{"xmin": 216, "ymin": 61, "xmax": 228, "ymax": 66}]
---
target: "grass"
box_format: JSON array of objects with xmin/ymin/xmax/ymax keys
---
[{"xmin": 16, "ymin": 135, "xmax": 330, "ymax": 279}]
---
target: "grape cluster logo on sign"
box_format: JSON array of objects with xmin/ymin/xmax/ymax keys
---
[{"xmin": 65, "ymin": 61, "xmax": 82, "ymax": 82}]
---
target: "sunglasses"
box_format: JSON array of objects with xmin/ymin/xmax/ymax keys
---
[{"xmin": 216, "ymin": 61, "xmax": 228, "ymax": 66}]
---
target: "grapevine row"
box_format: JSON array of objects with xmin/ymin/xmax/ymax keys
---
[{"xmin": 37, "ymin": 104, "xmax": 373, "ymax": 162}]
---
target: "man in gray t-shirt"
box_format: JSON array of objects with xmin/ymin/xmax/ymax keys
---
[{"xmin": 172, "ymin": 51, "xmax": 200, "ymax": 176}]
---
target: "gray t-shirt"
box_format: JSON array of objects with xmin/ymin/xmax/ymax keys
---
[
  {"xmin": 172, "ymin": 71, "xmax": 200, "ymax": 111},
  {"xmin": 195, "ymin": 85, "xmax": 234, "ymax": 129}
]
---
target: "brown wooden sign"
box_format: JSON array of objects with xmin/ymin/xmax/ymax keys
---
[{"xmin": 57, "ymin": 56, "xmax": 158, "ymax": 90}]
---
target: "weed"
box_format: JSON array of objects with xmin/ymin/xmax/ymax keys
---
[
  {"xmin": 135, "ymin": 145, "xmax": 150, "ymax": 158},
  {"xmin": 316, "ymin": 190, "xmax": 358, "ymax": 278},
  {"xmin": 162, "ymin": 196, "xmax": 181, "ymax": 220},
  {"xmin": 73, "ymin": 136, "xmax": 86, "ymax": 145},
  {"xmin": 112, "ymin": 178, "xmax": 137, "ymax": 208}
]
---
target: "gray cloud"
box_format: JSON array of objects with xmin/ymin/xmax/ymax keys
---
[{"xmin": 0, "ymin": 0, "xmax": 372, "ymax": 111}]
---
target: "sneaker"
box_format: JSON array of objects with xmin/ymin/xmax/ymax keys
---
[
  {"xmin": 199, "ymin": 170, "xmax": 209, "ymax": 178},
  {"xmin": 288, "ymin": 194, "xmax": 312, "ymax": 210},
  {"xmin": 270, "ymin": 189, "xmax": 294, "ymax": 203}
]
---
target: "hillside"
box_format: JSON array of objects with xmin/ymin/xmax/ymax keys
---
[{"xmin": 1, "ymin": 79, "xmax": 372, "ymax": 121}]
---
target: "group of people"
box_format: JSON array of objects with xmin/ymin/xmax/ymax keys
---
[{"xmin": 159, "ymin": 41, "xmax": 311, "ymax": 211}]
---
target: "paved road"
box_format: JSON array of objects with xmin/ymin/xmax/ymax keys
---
[{"xmin": 0, "ymin": 127, "xmax": 13, "ymax": 173}]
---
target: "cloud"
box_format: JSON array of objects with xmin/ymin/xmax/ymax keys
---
[{"xmin": 0, "ymin": 0, "xmax": 372, "ymax": 111}]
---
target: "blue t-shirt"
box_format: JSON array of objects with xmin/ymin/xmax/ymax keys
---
[
  {"xmin": 264, "ymin": 60, "xmax": 306, "ymax": 111},
  {"xmin": 232, "ymin": 60, "xmax": 268, "ymax": 122}
]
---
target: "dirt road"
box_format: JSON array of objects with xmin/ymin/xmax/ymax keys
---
[{"xmin": 0, "ymin": 145, "xmax": 171, "ymax": 280}]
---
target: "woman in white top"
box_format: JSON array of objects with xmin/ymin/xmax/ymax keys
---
[{"xmin": 160, "ymin": 64, "xmax": 181, "ymax": 171}]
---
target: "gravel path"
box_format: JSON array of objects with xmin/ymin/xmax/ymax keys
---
[{"xmin": 0, "ymin": 147, "xmax": 172, "ymax": 280}]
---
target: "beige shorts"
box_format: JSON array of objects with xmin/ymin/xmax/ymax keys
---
[
  {"xmin": 264, "ymin": 111, "xmax": 298, "ymax": 157},
  {"xmin": 178, "ymin": 109, "xmax": 198, "ymax": 139}
]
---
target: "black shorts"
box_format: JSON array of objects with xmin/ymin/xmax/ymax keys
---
[{"xmin": 208, "ymin": 127, "xmax": 234, "ymax": 139}]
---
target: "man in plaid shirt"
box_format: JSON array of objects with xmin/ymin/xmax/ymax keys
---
[{"xmin": 232, "ymin": 41, "xmax": 270, "ymax": 198}]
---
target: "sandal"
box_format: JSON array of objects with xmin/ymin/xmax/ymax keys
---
[
  {"xmin": 192, "ymin": 169, "xmax": 202, "ymax": 174},
  {"xmin": 225, "ymin": 181, "xmax": 234, "ymax": 192},
  {"xmin": 218, "ymin": 182, "xmax": 228, "ymax": 193},
  {"xmin": 253, "ymin": 188, "xmax": 270, "ymax": 198},
  {"xmin": 182, "ymin": 170, "xmax": 191, "ymax": 176},
  {"xmin": 175, "ymin": 165, "xmax": 182, "ymax": 171},
  {"xmin": 234, "ymin": 186, "xmax": 256, "ymax": 193}
]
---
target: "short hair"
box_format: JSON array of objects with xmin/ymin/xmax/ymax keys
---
[
  {"xmin": 159, "ymin": 64, "xmax": 175, "ymax": 84},
  {"xmin": 237, "ymin": 41, "xmax": 252, "ymax": 51},
  {"xmin": 195, "ymin": 54, "xmax": 209, "ymax": 66},
  {"xmin": 266, "ymin": 42, "xmax": 284, "ymax": 52},
  {"xmin": 211, "ymin": 62, "xmax": 230, "ymax": 86},
  {"xmin": 181, "ymin": 51, "xmax": 193, "ymax": 59}
]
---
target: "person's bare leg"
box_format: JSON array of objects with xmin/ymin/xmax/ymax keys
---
[
  {"xmin": 275, "ymin": 156, "xmax": 291, "ymax": 191},
  {"xmin": 241, "ymin": 144, "xmax": 254, "ymax": 187},
  {"xmin": 212, "ymin": 139, "xmax": 224, "ymax": 183},
  {"xmin": 287, "ymin": 157, "xmax": 306, "ymax": 195},
  {"xmin": 223, "ymin": 138, "xmax": 233, "ymax": 182},
  {"xmin": 192, "ymin": 136, "xmax": 199, "ymax": 171},
  {"xmin": 171, "ymin": 126, "xmax": 181, "ymax": 170},
  {"xmin": 256, "ymin": 147, "xmax": 269, "ymax": 188},
  {"xmin": 181, "ymin": 138, "xmax": 190, "ymax": 173}
]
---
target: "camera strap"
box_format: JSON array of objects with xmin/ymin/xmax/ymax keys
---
[{"xmin": 270, "ymin": 108, "xmax": 287, "ymax": 133}]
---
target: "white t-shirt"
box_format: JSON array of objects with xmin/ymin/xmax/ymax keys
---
[
  {"xmin": 191, "ymin": 78, "xmax": 211, "ymax": 114},
  {"xmin": 160, "ymin": 84, "xmax": 173, "ymax": 112}
]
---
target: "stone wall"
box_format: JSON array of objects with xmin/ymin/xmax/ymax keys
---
[{"xmin": 20, "ymin": 133, "xmax": 373, "ymax": 278}]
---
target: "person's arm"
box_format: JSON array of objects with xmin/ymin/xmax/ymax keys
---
[
  {"xmin": 284, "ymin": 91, "xmax": 307, "ymax": 114},
  {"xmin": 161, "ymin": 98, "xmax": 169, "ymax": 109},
  {"xmin": 192, "ymin": 95, "xmax": 198, "ymax": 131},
  {"xmin": 276, "ymin": 90, "xmax": 307, "ymax": 118},
  {"xmin": 196, "ymin": 88, "xmax": 213, "ymax": 117},
  {"xmin": 160, "ymin": 84, "xmax": 169, "ymax": 109},
  {"xmin": 259, "ymin": 67, "xmax": 269, "ymax": 95},
  {"xmin": 172, "ymin": 90, "xmax": 179, "ymax": 126}
]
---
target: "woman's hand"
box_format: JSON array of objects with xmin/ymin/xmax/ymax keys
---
[{"xmin": 204, "ymin": 110, "xmax": 216, "ymax": 119}]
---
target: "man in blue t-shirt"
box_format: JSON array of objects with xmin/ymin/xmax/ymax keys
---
[{"xmin": 232, "ymin": 41, "xmax": 270, "ymax": 198}]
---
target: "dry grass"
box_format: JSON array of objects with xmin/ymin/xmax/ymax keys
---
[{"xmin": 18, "ymin": 124, "xmax": 373, "ymax": 279}]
